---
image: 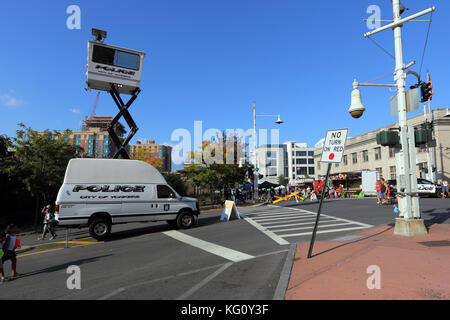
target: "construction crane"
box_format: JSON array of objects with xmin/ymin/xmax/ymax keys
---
[{"xmin": 85, "ymin": 92, "xmax": 100, "ymax": 131}]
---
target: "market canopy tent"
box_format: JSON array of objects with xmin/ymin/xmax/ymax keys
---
[{"xmin": 259, "ymin": 181, "xmax": 279, "ymax": 189}]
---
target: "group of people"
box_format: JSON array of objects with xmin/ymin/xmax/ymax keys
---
[{"xmin": 376, "ymin": 178, "xmax": 395, "ymax": 205}]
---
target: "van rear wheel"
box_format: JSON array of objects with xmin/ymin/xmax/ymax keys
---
[
  {"xmin": 176, "ymin": 211, "xmax": 194, "ymax": 229},
  {"xmin": 89, "ymin": 218, "xmax": 111, "ymax": 240}
]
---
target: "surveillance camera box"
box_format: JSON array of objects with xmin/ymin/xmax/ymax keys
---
[{"xmin": 86, "ymin": 41, "xmax": 146, "ymax": 95}]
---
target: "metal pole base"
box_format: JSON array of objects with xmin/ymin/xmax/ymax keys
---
[{"xmin": 393, "ymin": 218, "xmax": 428, "ymax": 236}]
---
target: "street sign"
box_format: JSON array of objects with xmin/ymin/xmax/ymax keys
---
[
  {"xmin": 320, "ymin": 129, "xmax": 349, "ymax": 163},
  {"xmin": 220, "ymin": 201, "xmax": 241, "ymax": 221},
  {"xmin": 390, "ymin": 89, "xmax": 419, "ymax": 116}
]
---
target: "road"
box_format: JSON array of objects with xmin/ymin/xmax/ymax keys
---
[{"xmin": 1, "ymin": 197, "xmax": 448, "ymax": 299}]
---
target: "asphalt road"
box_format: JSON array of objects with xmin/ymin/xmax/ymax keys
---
[{"xmin": 1, "ymin": 197, "xmax": 448, "ymax": 300}]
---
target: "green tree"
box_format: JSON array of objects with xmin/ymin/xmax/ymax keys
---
[
  {"xmin": 184, "ymin": 131, "xmax": 248, "ymax": 197},
  {"xmin": 7, "ymin": 124, "xmax": 83, "ymax": 228},
  {"xmin": 278, "ymin": 175, "xmax": 289, "ymax": 186},
  {"xmin": 161, "ymin": 171, "xmax": 187, "ymax": 196}
]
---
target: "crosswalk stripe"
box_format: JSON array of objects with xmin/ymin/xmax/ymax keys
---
[
  {"xmin": 269, "ymin": 222, "xmax": 353, "ymax": 233},
  {"xmin": 244, "ymin": 218, "xmax": 290, "ymax": 245},
  {"xmin": 265, "ymin": 218, "xmax": 337, "ymax": 229},
  {"xmin": 252, "ymin": 213, "xmax": 313, "ymax": 220},
  {"xmin": 253, "ymin": 215, "xmax": 315, "ymax": 223},
  {"xmin": 163, "ymin": 230, "xmax": 255, "ymax": 262},
  {"xmin": 279, "ymin": 226, "xmax": 370, "ymax": 237}
]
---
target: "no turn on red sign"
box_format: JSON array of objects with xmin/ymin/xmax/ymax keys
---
[{"xmin": 320, "ymin": 129, "xmax": 349, "ymax": 163}]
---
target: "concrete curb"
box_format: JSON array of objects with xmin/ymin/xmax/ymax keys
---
[{"xmin": 273, "ymin": 243, "xmax": 297, "ymax": 300}]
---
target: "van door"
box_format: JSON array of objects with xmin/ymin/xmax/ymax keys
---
[
  {"xmin": 115, "ymin": 184, "xmax": 152, "ymax": 223},
  {"xmin": 156, "ymin": 184, "xmax": 180, "ymax": 218}
]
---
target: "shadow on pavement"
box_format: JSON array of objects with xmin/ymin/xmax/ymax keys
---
[
  {"xmin": 19, "ymin": 254, "xmax": 112, "ymax": 279},
  {"xmin": 423, "ymin": 209, "xmax": 450, "ymax": 228},
  {"xmin": 102, "ymin": 215, "xmax": 224, "ymax": 242},
  {"xmin": 310, "ymin": 225, "xmax": 394, "ymax": 258}
]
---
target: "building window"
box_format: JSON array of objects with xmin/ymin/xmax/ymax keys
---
[
  {"xmin": 343, "ymin": 155, "xmax": 348, "ymax": 166},
  {"xmin": 309, "ymin": 167, "xmax": 315, "ymax": 175},
  {"xmin": 362, "ymin": 150, "xmax": 369, "ymax": 162},
  {"xmin": 296, "ymin": 158, "xmax": 307, "ymax": 164},
  {"xmin": 390, "ymin": 166, "xmax": 396, "ymax": 180},
  {"xmin": 308, "ymin": 151, "xmax": 314, "ymax": 157},
  {"xmin": 389, "ymin": 147, "xmax": 396, "ymax": 158},
  {"xmin": 374, "ymin": 147, "xmax": 382, "ymax": 160},
  {"xmin": 296, "ymin": 151, "xmax": 307, "ymax": 157},
  {"xmin": 376, "ymin": 167, "xmax": 383, "ymax": 177},
  {"xmin": 318, "ymin": 162, "xmax": 321, "ymax": 170},
  {"xmin": 308, "ymin": 158, "xmax": 314, "ymax": 164},
  {"xmin": 352, "ymin": 153, "xmax": 357, "ymax": 164},
  {"xmin": 297, "ymin": 167, "xmax": 307, "ymax": 175}
]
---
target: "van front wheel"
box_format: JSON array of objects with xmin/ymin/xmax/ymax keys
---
[
  {"xmin": 176, "ymin": 211, "xmax": 194, "ymax": 229},
  {"xmin": 89, "ymin": 218, "xmax": 111, "ymax": 240}
]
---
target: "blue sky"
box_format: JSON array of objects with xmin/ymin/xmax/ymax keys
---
[{"xmin": 1, "ymin": 0, "xmax": 448, "ymax": 168}]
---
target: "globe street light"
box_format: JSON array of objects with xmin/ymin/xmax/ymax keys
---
[{"xmin": 252, "ymin": 102, "xmax": 284, "ymax": 202}]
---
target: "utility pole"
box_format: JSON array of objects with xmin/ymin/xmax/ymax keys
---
[
  {"xmin": 364, "ymin": 0, "xmax": 434, "ymax": 235},
  {"xmin": 253, "ymin": 102, "xmax": 258, "ymax": 201}
]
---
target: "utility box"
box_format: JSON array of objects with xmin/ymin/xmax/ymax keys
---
[{"xmin": 376, "ymin": 130, "xmax": 400, "ymax": 147}]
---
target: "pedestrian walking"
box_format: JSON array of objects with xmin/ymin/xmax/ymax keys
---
[
  {"xmin": 376, "ymin": 180, "xmax": 382, "ymax": 204},
  {"xmin": 1, "ymin": 224, "xmax": 21, "ymax": 281},
  {"xmin": 0, "ymin": 232, "xmax": 5, "ymax": 283},
  {"xmin": 39, "ymin": 204, "xmax": 57, "ymax": 240},
  {"xmin": 380, "ymin": 178, "xmax": 389, "ymax": 205},
  {"xmin": 442, "ymin": 179, "xmax": 448, "ymax": 199}
]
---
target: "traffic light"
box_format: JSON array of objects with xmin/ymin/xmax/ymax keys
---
[
  {"xmin": 376, "ymin": 130, "xmax": 400, "ymax": 147},
  {"xmin": 247, "ymin": 166, "xmax": 254, "ymax": 181},
  {"xmin": 414, "ymin": 122, "xmax": 433, "ymax": 147},
  {"xmin": 420, "ymin": 82, "xmax": 433, "ymax": 102}
]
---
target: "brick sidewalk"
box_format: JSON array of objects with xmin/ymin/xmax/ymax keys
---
[{"xmin": 286, "ymin": 223, "xmax": 450, "ymax": 300}]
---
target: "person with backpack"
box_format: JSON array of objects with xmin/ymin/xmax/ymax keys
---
[
  {"xmin": 1, "ymin": 224, "xmax": 21, "ymax": 280},
  {"xmin": 38, "ymin": 204, "xmax": 57, "ymax": 241}
]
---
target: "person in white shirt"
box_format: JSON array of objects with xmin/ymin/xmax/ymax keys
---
[
  {"xmin": 1, "ymin": 224, "xmax": 21, "ymax": 280},
  {"xmin": 442, "ymin": 179, "xmax": 449, "ymax": 199}
]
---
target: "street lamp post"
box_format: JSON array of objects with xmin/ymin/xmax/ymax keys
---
[
  {"xmin": 252, "ymin": 102, "xmax": 283, "ymax": 202},
  {"xmin": 351, "ymin": 0, "xmax": 434, "ymax": 236}
]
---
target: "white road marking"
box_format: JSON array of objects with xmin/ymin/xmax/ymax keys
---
[
  {"xmin": 176, "ymin": 262, "xmax": 233, "ymax": 300},
  {"xmin": 243, "ymin": 205, "xmax": 374, "ymax": 244},
  {"xmin": 251, "ymin": 212, "xmax": 312, "ymax": 219},
  {"xmin": 280, "ymin": 226, "xmax": 370, "ymax": 237},
  {"xmin": 266, "ymin": 218, "xmax": 336, "ymax": 229},
  {"xmin": 163, "ymin": 230, "xmax": 254, "ymax": 262},
  {"xmin": 243, "ymin": 216, "xmax": 290, "ymax": 245},
  {"xmin": 276, "ymin": 206, "xmax": 373, "ymax": 228},
  {"xmin": 271, "ymin": 222, "xmax": 352, "ymax": 233},
  {"xmin": 253, "ymin": 215, "xmax": 315, "ymax": 223}
]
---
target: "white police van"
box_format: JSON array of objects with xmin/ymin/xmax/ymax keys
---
[{"xmin": 55, "ymin": 158, "xmax": 199, "ymax": 240}]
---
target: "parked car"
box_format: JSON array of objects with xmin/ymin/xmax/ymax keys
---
[{"xmin": 387, "ymin": 178, "xmax": 442, "ymax": 198}]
